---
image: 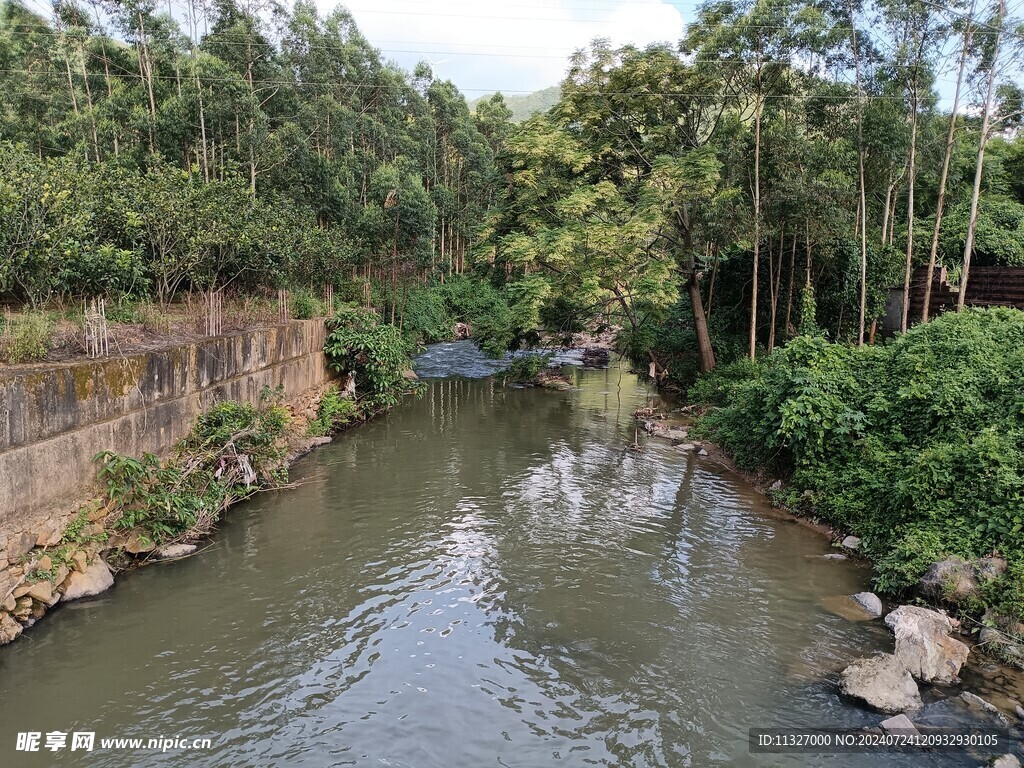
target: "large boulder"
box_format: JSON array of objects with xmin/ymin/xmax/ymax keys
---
[
  {"xmin": 61, "ymin": 560, "xmax": 114, "ymax": 601},
  {"xmin": 884, "ymin": 605, "xmax": 970, "ymax": 683},
  {"xmin": 851, "ymin": 592, "xmax": 884, "ymax": 618},
  {"xmin": 839, "ymin": 653, "xmax": 922, "ymax": 713},
  {"xmin": 0, "ymin": 612, "xmax": 22, "ymax": 645},
  {"xmin": 919, "ymin": 557, "xmax": 980, "ymax": 604}
]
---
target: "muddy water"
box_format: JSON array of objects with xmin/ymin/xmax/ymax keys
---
[{"xmin": 0, "ymin": 344, "xmax": 1004, "ymax": 766}]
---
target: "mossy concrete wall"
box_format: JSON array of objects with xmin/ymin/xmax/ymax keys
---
[{"xmin": 0, "ymin": 320, "xmax": 332, "ymax": 530}]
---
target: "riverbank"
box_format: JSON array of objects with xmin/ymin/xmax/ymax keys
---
[
  {"xmin": 638, "ymin": 402, "xmax": 1024, "ymax": 738},
  {"xmin": 0, "ymin": 307, "xmax": 419, "ymax": 649},
  {"xmin": 0, "ymin": 380, "xmax": 345, "ymax": 647}
]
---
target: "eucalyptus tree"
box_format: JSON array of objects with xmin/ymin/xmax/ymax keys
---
[
  {"xmin": 959, "ymin": 0, "xmax": 1013, "ymax": 309},
  {"xmin": 876, "ymin": 0, "xmax": 943, "ymax": 332},
  {"xmin": 922, "ymin": 1, "xmax": 976, "ymax": 321}
]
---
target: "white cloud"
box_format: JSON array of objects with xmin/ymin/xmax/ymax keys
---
[{"xmin": 314, "ymin": 0, "xmax": 686, "ymax": 96}]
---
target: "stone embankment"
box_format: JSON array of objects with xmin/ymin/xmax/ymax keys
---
[{"xmin": 0, "ymin": 320, "xmax": 337, "ymax": 647}]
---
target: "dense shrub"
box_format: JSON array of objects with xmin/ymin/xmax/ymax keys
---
[
  {"xmin": 397, "ymin": 284, "xmax": 455, "ymax": 344},
  {"xmin": 308, "ymin": 385, "xmax": 359, "ymax": 436},
  {"xmin": 0, "ymin": 311, "xmax": 56, "ymax": 363},
  {"xmin": 325, "ymin": 307, "xmax": 417, "ymax": 411},
  {"xmin": 691, "ymin": 308, "xmax": 1024, "ymax": 608},
  {"xmin": 95, "ymin": 399, "xmax": 290, "ymax": 543}
]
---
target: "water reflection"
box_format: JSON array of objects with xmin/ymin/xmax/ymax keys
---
[{"xmin": 0, "ymin": 360, "xmax": 1006, "ymax": 767}]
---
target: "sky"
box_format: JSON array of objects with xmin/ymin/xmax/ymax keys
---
[{"xmin": 320, "ymin": 0, "xmax": 700, "ymax": 97}]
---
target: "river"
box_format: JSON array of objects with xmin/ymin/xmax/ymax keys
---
[{"xmin": 0, "ymin": 342, "xmax": 1008, "ymax": 766}]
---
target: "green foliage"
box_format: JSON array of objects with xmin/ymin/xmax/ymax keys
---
[
  {"xmin": 397, "ymin": 284, "xmax": 455, "ymax": 344},
  {"xmin": 502, "ymin": 353, "xmax": 552, "ymax": 383},
  {"xmin": 0, "ymin": 310, "xmax": 55, "ymax": 363},
  {"xmin": 692, "ymin": 308, "xmax": 1024, "ymax": 611},
  {"xmin": 325, "ymin": 307, "xmax": 417, "ymax": 411},
  {"xmin": 94, "ymin": 399, "xmax": 289, "ymax": 543},
  {"xmin": 308, "ymin": 385, "xmax": 358, "ymax": 436},
  {"xmin": 290, "ymin": 289, "xmax": 326, "ymax": 320}
]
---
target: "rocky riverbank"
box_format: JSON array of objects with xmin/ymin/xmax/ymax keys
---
[
  {"xmin": 640, "ymin": 406, "xmax": 1024, "ymax": 762},
  {"xmin": 0, "ymin": 381, "xmax": 346, "ymax": 649}
]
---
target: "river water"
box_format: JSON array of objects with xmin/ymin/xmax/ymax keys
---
[{"xmin": 0, "ymin": 342, "xmax": 1008, "ymax": 766}]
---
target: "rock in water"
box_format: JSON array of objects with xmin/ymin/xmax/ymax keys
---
[
  {"xmin": 840, "ymin": 654, "xmax": 922, "ymax": 713},
  {"xmin": 0, "ymin": 612, "xmax": 22, "ymax": 645},
  {"xmin": 879, "ymin": 713, "xmax": 919, "ymax": 736},
  {"xmin": 62, "ymin": 560, "xmax": 114, "ymax": 601},
  {"xmin": 991, "ymin": 756, "xmax": 1021, "ymax": 768},
  {"xmin": 154, "ymin": 544, "xmax": 198, "ymax": 560},
  {"xmin": 884, "ymin": 605, "xmax": 970, "ymax": 683},
  {"xmin": 851, "ymin": 592, "xmax": 884, "ymax": 618}
]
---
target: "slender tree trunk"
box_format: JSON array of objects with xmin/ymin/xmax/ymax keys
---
[
  {"xmin": 959, "ymin": 0, "xmax": 1005, "ymax": 311},
  {"xmin": 78, "ymin": 49, "xmax": 101, "ymax": 162},
  {"xmin": 923, "ymin": 8, "xmax": 973, "ymax": 321},
  {"xmin": 805, "ymin": 218, "xmax": 812, "ymax": 287},
  {"xmin": 137, "ymin": 11, "xmax": 157, "ymax": 154},
  {"xmin": 706, "ymin": 243, "xmax": 720, "ymax": 321},
  {"xmin": 749, "ymin": 86, "xmax": 763, "ymax": 360},
  {"xmin": 849, "ymin": 2, "xmax": 869, "ymax": 345},
  {"xmin": 768, "ymin": 226, "xmax": 784, "ymax": 352},
  {"xmin": 901, "ymin": 92, "xmax": 920, "ymax": 333},
  {"xmin": 680, "ymin": 207, "xmax": 715, "ymax": 372},
  {"xmin": 881, "ymin": 180, "xmax": 894, "ymax": 247},
  {"xmin": 784, "ymin": 234, "xmax": 797, "ymax": 338}
]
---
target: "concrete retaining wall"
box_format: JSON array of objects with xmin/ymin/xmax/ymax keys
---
[{"xmin": 0, "ymin": 321, "xmax": 332, "ymax": 530}]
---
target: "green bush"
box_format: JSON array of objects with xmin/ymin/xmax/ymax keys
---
[
  {"xmin": 691, "ymin": 308, "xmax": 1024, "ymax": 611},
  {"xmin": 308, "ymin": 385, "xmax": 359, "ymax": 436},
  {"xmin": 1, "ymin": 311, "xmax": 55, "ymax": 363},
  {"xmin": 325, "ymin": 307, "xmax": 417, "ymax": 411},
  {"xmin": 95, "ymin": 398, "xmax": 290, "ymax": 543},
  {"xmin": 503, "ymin": 353, "xmax": 552, "ymax": 383},
  {"xmin": 290, "ymin": 289, "xmax": 328, "ymax": 320},
  {"xmin": 398, "ymin": 284, "xmax": 454, "ymax": 343}
]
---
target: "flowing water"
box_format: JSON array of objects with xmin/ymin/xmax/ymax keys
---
[{"xmin": 0, "ymin": 342, "xmax": 1010, "ymax": 766}]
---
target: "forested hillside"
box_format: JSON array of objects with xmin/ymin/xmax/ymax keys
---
[
  {"xmin": 0, "ymin": 0, "xmax": 512, "ymax": 311},
  {"xmin": 471, "ymin": 86, "xmax": 561, "ymax": 122},
  {"xmin": 485, "ymin": 3, "xmax": 1024, "ymax": 382},
  {"xmin": 1, "ymin": 0, "xmax": 1023, "ymax": 378}
]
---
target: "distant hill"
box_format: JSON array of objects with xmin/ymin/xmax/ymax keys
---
[{"xmin": 471, "ymin": 86, "xmax": 561, "ymax": 123}]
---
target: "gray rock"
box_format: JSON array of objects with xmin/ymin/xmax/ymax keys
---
[
  {"xmin": 961, "ymin": 692, "xmax": 1012, "ymax": 726},
  {"xmin": 840, "ymin": 653, "xmax": 922, "ymax": 714},
  {"xmin": 822, "ymin": 553, "xmax": 848, "ymax": 561},
  {"xmin": 697, "ymin": 448, "xmax": 709, "ymax": 456},
  {"xmin": 841, "ymin": 536, "xmax": 861, "ymax": 551},
  {"xmin": 0, "ymin": 570, "xmax": 15, "ymax": 599},
  {"xmin": 308, "ymin": 436, "xmax": 332, "ymax": 447},
  {"xmin": 768, "ymin": 479, "xmax": 783, "ymax": 491},
  {"xmin": 7, "ymin": 532, "xmax": 35, "ymax": 560},
  {"xmin": 851, "ymin": 592, "xmax": 884, "ymax": 618},
  {"xmin": 154, "ymin": 544, "xmax": 198, "ymax": 560},
  {"xmin": 0, "ymin": 612, "xmax": 22, "ymax": 645},
  {"xmin": 676, "ymin": 443, "xmax": 697, "ymax": 452},
  {"xmin": 990, "ymin": 755, "xmax": 1021, "ymax": 768},
  {"xmin": 885, "ymin": 605, "xmax": 970, "ymax": 683},
  {"xmin": 879, "ymin": 713, "xmax": 919, "ymax": 736},
  {"xmin": 62, "ymin": 560, "xmax": 114, "ymax": 601},
  {"xmin": 919, "ymin": 556, "xmax": 980, "ymax": 604},
  {"xmin": 977, "ymin": 556, "xmax": 1008, "ymax": 582}
]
